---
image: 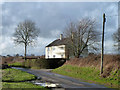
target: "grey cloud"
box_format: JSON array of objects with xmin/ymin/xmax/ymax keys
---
[
  {"xmin": 2, "ymin": 2, "xmax": 117, "ymax": 37},
  {"xmin": 118, "ymin": 2, "xmax": 120, "ymax": 27},
  {"xmin": 1, "ymin": 2, "xmax": 118, "ymax": 55}
]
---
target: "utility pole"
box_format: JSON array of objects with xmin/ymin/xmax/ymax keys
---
[{"xmin": 100, "ymin": 13, "xmax": 106, "ymax": 75}]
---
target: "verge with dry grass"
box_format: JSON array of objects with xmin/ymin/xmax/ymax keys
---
[{"xmin": 52, "ymin": 54, "xmax": 120, "ymax": 89}]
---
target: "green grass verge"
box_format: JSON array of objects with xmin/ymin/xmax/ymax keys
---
[
  {"xmin": 2, "ymin": 68, "xmax": 36, "ymax": 82},
  {"xmin": 2, "ymin": 69, "xmax": 48, "ymax": 89},
  {"xmin": 2, "ymin": 82, "xmax": 48, "ymax": 89},
  {"xmin": 52, "ymin": 65, "xmax": 119, "ymax": 88},
  {"xmin": 8, "ymin": 62, "xmax": 23, "ymax": 67}
]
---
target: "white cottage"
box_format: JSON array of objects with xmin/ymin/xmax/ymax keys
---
[{"xmin": 45, "ymin": 34, "xmax": 88, "ymax": 59}]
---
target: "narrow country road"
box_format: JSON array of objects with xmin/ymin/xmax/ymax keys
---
[{"xmin": 12, "ymin": 67, "xmax": 113, "ymax": 90}]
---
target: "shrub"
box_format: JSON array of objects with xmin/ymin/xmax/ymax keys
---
[{"xmin": 9, "ymin": 58, "xmax": 66, "ymax": 69}]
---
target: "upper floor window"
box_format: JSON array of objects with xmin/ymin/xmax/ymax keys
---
[
  {"xmin": 47, "ymin": 48, "xmax": 50, "ymax": 51},
  {"xmin": 52, "ymin": 47, "xmax": 55, "ymax": 50},
  {"xmin": 60, "ymin": 47, "xmax": 64, "ymax": 49}
]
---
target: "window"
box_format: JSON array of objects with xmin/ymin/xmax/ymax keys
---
[
  {"xmin": 53, "ymin": 55, "xmax": 55, "ymax": 57},
  {"xmin": 47, "ymin": 48, "xmax": 49, "ymax": 51},
  {"xmin": 61, "ymin": 54, "xmax": 64, "ymax": 58},
  {"xmin": 52, "ymin": 47, "xmax": 55, "ymax": 50},
  {"xmin": 60, "ymin": 47, "xmax": 64, "ymax": 49}
]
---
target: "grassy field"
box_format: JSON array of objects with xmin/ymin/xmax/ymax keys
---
[
  {"xmin": 8, "ymin": 62, "xmax": 23, "ymax": 67},
  {"xmin": 2, "ymin": 68, "xmax": 48, "ymax": 89},
  {"xmin": 52, "ymin": 65, "xmax": 119, "ymax": 88},
  {"xmin": 2, "ymin": 82, "xmax": 48, "ymax": 89},
  {"xmin": 2, "ymin": 68, "xmax": 36, "ymax": 82}
]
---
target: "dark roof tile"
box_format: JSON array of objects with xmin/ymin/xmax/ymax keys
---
[{"xmin": 46, "ymin": 38, "xmax": 69, "ymax": 47}]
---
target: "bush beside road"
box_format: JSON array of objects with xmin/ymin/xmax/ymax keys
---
[{"xmin": 8, "ymin": 58, "xmax": 66, "ymax": 69}]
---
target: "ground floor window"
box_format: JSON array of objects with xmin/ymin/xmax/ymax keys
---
[
  {"xmin": 61, "ymin": 54, "xmax": 63, "ymax": 58},
  {"xmin": 53, "ymin": 55, "xmax": 55, "ymax": 57}
]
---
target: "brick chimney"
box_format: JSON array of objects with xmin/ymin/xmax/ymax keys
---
[{"xmin": 60, "ymin": 34, "xmax": 63, "ymax": 40}]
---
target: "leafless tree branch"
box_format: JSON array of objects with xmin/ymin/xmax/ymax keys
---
[
  {"xmin": 13, "ymin": 19, "xmax": 40, "ymax": 60},
  {"xmin": 64, "ymin": 18, "xmax": 100, "ymax": 58}
]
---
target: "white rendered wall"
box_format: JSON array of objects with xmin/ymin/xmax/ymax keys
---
[{"xmin": 45, "ymin": 45, "xmax": 66, "ymax": 59}]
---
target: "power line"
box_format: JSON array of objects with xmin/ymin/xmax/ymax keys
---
[{"xmin": 106, "ymin": 15, "xmax": 119, "ymax": 17}]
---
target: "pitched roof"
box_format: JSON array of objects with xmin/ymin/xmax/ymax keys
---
[{"xmin": 46, "ymin": 38, "xmax": 69, "ymax": 47}]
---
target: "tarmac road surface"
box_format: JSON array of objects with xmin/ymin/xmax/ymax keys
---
[{"xmin": 12, "ymin": 67, "xmax": 114, "ymax": 90}]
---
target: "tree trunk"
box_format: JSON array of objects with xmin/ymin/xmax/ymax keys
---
[
  {"xmin": 24, "ymin": 43, "xmax": 27, "ymax": 61},
  {"xmin": 118, "ymin": 42, "xmax": 120, "ymax": 54},
  {"xmin": 76, "ymin": 48, "xmax": 80, "ymax": 58}
]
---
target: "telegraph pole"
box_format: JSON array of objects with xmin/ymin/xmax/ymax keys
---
[{"xmin": 100, "ymin": 13, "xmax": 106, "ymax": 75}]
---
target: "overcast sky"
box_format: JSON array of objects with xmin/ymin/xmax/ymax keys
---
[{"xmin": 0, "ymin": 2, "xmax": 119, "ymax": 56}]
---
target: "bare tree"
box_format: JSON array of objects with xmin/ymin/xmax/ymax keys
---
[
  {"xmin": 64, "ymin": 18, "xmax": 100, "ymax": 58},
  {"xmin": 13, "ymin": 20, "xmax": 40, "ymax": 60},
  {"xmin": 15, "ymin": 54, "xmax": 19, "ymax": 57},
  {"xmin": 113, "ymin": 27, "xmax": 120, "ymax": 53}
]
